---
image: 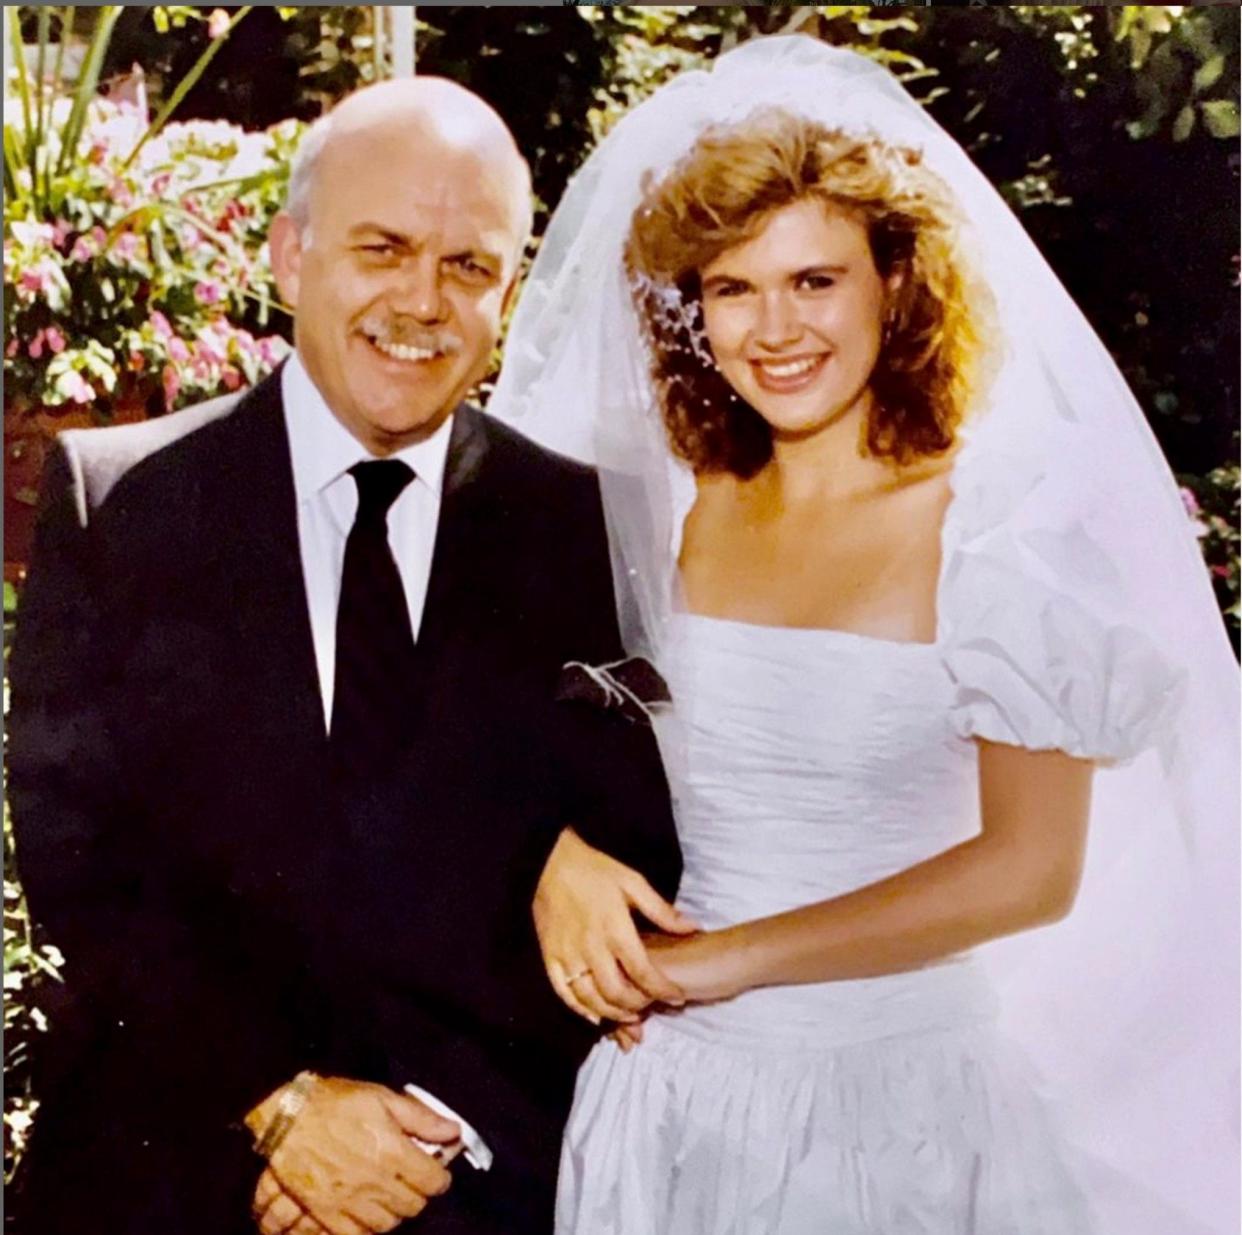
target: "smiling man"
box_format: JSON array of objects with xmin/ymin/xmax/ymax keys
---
[{"xmin": 7, "ymin": 79, "xmax": 681, "ymax": 1235}]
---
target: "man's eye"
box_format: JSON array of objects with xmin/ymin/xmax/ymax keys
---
[
  {"xmin": 448, "ymin": 257, "xmax": 494, "ymax": 282},
  {"xmin": 708, "ymin": 282, "xmax": 748, "ymax": 299},
  {"xmin": 358, "ymin": 244, "xmax": 398, "ymax": 258},
  {"xmin": 800, "ymin": 273, "xmax": 836, "ymax": 291}
]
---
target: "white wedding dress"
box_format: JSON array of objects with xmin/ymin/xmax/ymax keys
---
[
  {"xmin": 557, "ymin": 613, "xmax": 1102, "ymax": 1234},
  {"xmin": 492, "ymin": 39, "xmax": 1237, "ymax": 1235}
]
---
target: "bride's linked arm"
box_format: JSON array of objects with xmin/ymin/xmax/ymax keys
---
[
  {"xmin": 537, "ymin": 740, "xmax": 1091, "ymax": 1024},
  {"xmin": 644, "ymin": 741, "xmax": 1092, "ymax": 1004}
]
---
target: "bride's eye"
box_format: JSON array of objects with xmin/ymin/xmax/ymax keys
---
[{"xmin": 799, "ymin": 272, "xmax": 837, "ymax": 291}]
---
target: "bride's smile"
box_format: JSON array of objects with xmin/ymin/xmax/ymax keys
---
[{"xmin": 700, "ymin": 197, "xmax": 894, "ymax": 442}]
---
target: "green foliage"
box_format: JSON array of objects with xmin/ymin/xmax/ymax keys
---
[
  {"xmin": 3, "ymin": 102, "xmax": 294, "ymax": 418},
  {"xmin": 1182, "ymin": 463, "xmax": 1242, "ymax": 645},
  {"xmin": 3, "ymin": 587, "xmax": 63, "ymax": 1182},
  {"xmin": 4, "ymin": 7, "xmax": 295, "ymax": 422}
]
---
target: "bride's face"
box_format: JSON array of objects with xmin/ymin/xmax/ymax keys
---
[{"xmin": 699, "ymin": 197, "xmax": 892, "ymax": 442}]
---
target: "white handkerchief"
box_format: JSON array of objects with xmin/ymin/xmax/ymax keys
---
[{"xmin": 402, "ymin": 1083, "xmax": 494, "ymax": 1171}]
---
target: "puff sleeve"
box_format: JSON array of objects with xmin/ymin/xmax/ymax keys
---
[{"xmin": 938, "ymin": 423, "xmax": 1188, "ymax": 763}]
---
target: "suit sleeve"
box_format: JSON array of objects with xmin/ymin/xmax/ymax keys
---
[
  {"xmin": 545, "ymin": 472, "xmax": 682, "ymax": 902},
  {"xmin": 8, "ymin": 445, "xmax": 139, "ymax": 991},
  {"xmin": 7, "ymin": 447, "xmax": 305, "ymax": 1138}
]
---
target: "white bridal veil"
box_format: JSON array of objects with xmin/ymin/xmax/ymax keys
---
[{"xmin": 489, "ymin": 36, "xmax": 1240, "ymax": 1233}]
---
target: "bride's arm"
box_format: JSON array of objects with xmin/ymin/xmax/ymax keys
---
[{"xmin": 649, "ymin": 741, "xmax": 1092, "ymax": 1003}]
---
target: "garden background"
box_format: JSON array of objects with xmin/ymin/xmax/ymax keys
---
[{"xmin": 3, "ymin": 3, "xmax": 1239, "ymax": 1179}]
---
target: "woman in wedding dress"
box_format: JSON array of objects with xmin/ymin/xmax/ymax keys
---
[{"xmin": 491, "ymin": 37, "xmax": 1239, "ymax": 1235}]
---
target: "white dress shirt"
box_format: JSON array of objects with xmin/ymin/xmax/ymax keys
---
[
  {"xmin": 279, "ymin": 354, "xmax": 493, "ymax": 1170},
  {"xmin": 281, "ymin": 353, "xmax": 453, "ymax": 728}
]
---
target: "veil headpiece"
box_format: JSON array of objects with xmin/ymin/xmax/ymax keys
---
[{"xmin": 489, "ymin": 37, "xmax": 1239, "ymax": 1232}]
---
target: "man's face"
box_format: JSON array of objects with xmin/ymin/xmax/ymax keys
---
[{"xmin": 271, "ymin": 126, "xmax": 525, "ymax": 454}]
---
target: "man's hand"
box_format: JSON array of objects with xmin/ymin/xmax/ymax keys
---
[
  {"xmin": 248, "ymin": 1077, "xmax": 460, "ymax": 1235},
  {"xmin": 534, "ymin": 827, "xmax": 698, "ymax": 1024},
  {"xmin": 254, "ymin": 1168, "xmax": 331, "ymax": 1235}
]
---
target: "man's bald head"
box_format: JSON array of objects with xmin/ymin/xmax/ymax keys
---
[{"xmin": 286, "ymin": 77, "xmax": 532, "ymax": 255}]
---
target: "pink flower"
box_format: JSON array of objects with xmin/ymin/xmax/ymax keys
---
[
  {"xmin": 70, "ymin": 236, "xmax": 94, "ymax": 263},
  {"xmin": 65, "ymin": 371, "xmax": 95, "ymax": 404},
  {"xmin": 221, "ymin": 365, "xmax": 242, "ymax": 391},
  {"xmin": 149, "ymin": 310, "xmax": 173, "ymax": 340},
  {"xmin": 108, "ymin": 179, "xmax": 135, "ymax": 208},
  {"xmin": 44, "ymin": 326, "xmax": 66, "ymax": 355},
  {"xmin": 5, "ymin": 338, "xmax": 19, "ymax": 358},
  {"xmin": 1211, "ymin": 564, "xmax": 1232, "ymax": 579},
  {"xmin": 194, "ymin": 280, "xmax": 224, "ymax": 306},
  {"xmin": 257, "ymin": 336, "xmax": 290, "ymax": 367},
  {"xmin": 195, "ymin": 325, "xmax": 227, "ymax": 366},
  {"xmin": 52, "ymin": 219, "xmax": 72, "ymax": 248},
  {"xmin": 91, "ymin": 226, "xmax": 107, "ymax": 248},
  {"xmin": 162, "ymin": 364, "xmax": 181, "ymax": 408},
  {"xmin": 112, "ymin": 232, "xmax": 140, "ymax": 261},
  {"xmin": 207, "ymin": 8, "xmax": 231, "ymax": 38},
  {"xmin": 19, "ymin": 269, "xmax": 46, "ymax": 295},
  {"xmin": 168, "ymin": 337, "xmax": 190, "ymax": 363},
  {"xmin": 27, "ymin": 331, "xmax": 44, "ymax": 360},
  {"xmin": 129, "ymin": 351, "xmax": 147, "ymax": 372},
  {"xmin": 150, "ymin": 172, "xmax": 172, "ymax": 197}
]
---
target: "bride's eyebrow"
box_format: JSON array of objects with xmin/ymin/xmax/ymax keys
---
[{"xmin": 701, "ymin": 273, "xmax": 751, "ymax": 292}]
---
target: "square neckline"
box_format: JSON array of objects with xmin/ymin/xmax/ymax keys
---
[{"xmin": 672, "ymin": 444, "xmax": 967, "ymax": 652}]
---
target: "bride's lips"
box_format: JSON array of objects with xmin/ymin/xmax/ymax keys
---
[{"xmin": 748, "ymin": 353, "xmax": 829, "ymax": 394}]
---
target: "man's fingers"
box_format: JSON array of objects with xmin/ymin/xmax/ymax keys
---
[
  {"xmin": 381, "ymin": 1091, "xmax": 459, "ymax": 1144},
  {"xmin": 346, "ymin": 1198, "xmax": 405, "ymax": 1233},
  {"xmin": 392, "ymin": 1139, "xmax": 454, "ymax": 1201},
  {"xmin": 321, "ymin": 1216, "xmax": 369, "ymax": 1235},
  {"xmin": 289, "ymin": 1218, "xmax": 330, "ymax": 1235},
  {"xmin": 259, "ymin": 1192, "xmax": 304, "ymax": 1235},
  {"xmin": 624, "ymin": 875, "xmax": 698, "ymax": 935},
  {"xmin": 254, "ymin": 1168, "xmax": 282, "ymax": 1215}
]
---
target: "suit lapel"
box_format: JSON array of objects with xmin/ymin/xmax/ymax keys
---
[
  {"xmin": 418, "ymin": 403, "xmax": 500, "ymax": 655},
  {"xmin": 206, "ymin": 374, "xmax": 327, "ymax": 752}
]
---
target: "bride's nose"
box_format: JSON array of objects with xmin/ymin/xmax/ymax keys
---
[{"xmin": 752, "ymin": 290, "xmax": 803, "ymax": 350}]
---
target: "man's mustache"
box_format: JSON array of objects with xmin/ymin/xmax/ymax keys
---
[{"xmin": 359, "ymin": 316, "xmax": 465, "ymax": 356}]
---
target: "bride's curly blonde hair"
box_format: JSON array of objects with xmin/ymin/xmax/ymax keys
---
[{"xmin": 626, "ymin": 109, "xmax": 995, "ymax": 476}]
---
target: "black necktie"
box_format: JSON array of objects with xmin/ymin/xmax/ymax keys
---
[{"xmin": 329, "ymin": 459, "xmax": 417, "ymax": 779}]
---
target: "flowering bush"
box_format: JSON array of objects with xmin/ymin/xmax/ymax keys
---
[
  {"xmin": 1181, "ymin": 463, "xmax": 1241, "ymax": 649},
  {"xmin": 3, "ymin": 96, "xmax": 295, "ymax": 422}
]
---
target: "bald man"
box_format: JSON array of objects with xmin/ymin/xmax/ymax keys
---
[{"xmin": 8, "ymin": 79, "xmax": 681, "ymax": 1235}]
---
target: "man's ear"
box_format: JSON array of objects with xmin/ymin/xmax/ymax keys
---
[
  {"xmin": 500, "ymin": 271, "xmax": 522, "ymax": 321},
  {"xmin": 268, "ymin": 212, "xmax": 304, "ymax": 310}
]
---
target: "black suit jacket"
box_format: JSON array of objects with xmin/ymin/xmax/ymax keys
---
[{"xmin": 7, "ymin": 372, "xmax": 680, "ymax": 1234}]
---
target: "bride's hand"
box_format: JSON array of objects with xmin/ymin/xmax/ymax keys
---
[
  {"xmin": 535, "ymin": 827, "xmax": 698, "ymax": 1025},
  {"xmin": 609, "ymin": 1018, "xmax": 647, "ymax": 1054},
  {"xmin": 644, "ymin": 929, "xmax": 748, "ymax": 1004}
]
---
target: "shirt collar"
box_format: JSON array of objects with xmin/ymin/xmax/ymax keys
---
[{"xmin": 282, "ymin": 350, "xmax": 454, "ymax": 503}]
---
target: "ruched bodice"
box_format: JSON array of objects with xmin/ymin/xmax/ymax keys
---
[
  {"xmin": 652, "ymin": 615, "xmax": 999, "ymax": 1051},
  {"xmin": 661, "ymin": 615, "xmax": 979, "ymax": 925}
]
